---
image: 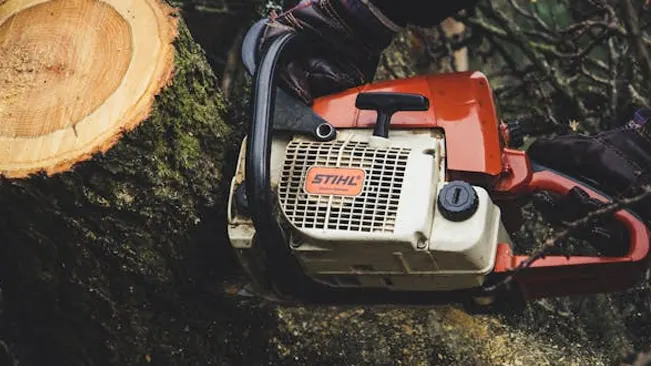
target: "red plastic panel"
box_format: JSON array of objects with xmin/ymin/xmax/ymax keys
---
[{"xmin": 311, "ymin": 71, "xmax": 504, "ymax": 177}]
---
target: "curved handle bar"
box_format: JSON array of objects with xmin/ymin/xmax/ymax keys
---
[
  {"xmin": 245, "ymin": 32, "xmax": 303, "ymax": 296},
  {"xmin": 496, "ymin": 163, "xmax": 651, "ymax": 299},
  {"xmin": 526, "ymin": 163, "xmax": 650, "ymax": 261}
]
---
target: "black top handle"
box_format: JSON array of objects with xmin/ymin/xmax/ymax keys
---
[{"xmin": 355, "ymin": 92, "xmax": 429, "ymax": 138}]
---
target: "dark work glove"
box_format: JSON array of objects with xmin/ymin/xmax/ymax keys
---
[
  {"xmin": 527, "ymin": 109, "xmax": 651, "ymax": 256},
  {"xmin": 251, "ymin": 0, "xmax": 401, "ymax": 105},
  {"xmin": 532, "ymin": 186, "xmax": 631, "ymax": 256}
]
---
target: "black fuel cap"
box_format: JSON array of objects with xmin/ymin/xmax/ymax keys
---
[{"xmin": 437, "ymin": 181, "xmax": 479, "ymax": 222}]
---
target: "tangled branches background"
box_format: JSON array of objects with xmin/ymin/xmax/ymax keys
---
[
  {"xmin": 473, "ymin": 0, "xmax": 651, "ymax": 135},
  {"xmin": 378, "ymin": 0, "xmax": 651, "ymax": 139}
]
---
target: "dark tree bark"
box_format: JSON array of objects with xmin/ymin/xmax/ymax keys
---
[{"xmin": 0, "ymin": 2, "xmax": 271, "ymax": 364}]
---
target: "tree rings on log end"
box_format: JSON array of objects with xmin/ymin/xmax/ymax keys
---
[{"xmin": 0, "ymin": 0, "xmax": 178, "ymax": 178}]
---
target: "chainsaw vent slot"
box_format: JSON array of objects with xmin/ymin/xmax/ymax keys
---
[{"xmin": 278, "ymin": 140, "xmax": 410, "ymax": 233}]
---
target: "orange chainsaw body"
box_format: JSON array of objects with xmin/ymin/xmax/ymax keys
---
[
  {"xmin": 311, "ymin": 71, "xmax": 651, "ymax": 301},
  {"xmin": 312, "ymin": 71, "xmax": 531, "ymax": 194}
]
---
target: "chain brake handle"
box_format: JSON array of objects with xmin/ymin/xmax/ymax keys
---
[{"xmin": 494, "ymin": 162, "xmax": 651, "ymax": 300}]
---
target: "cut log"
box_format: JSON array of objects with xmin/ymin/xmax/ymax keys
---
[
  {"xmin": 0, "ymin": 0, "xmax": 176, "ymax": 178},
  {"xmin": 0, "ymin": 1, "xmax": 260, "ymax": 364}
]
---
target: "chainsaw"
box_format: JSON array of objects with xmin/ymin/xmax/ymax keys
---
[{"xmin": 226, "ymin": 22, "xmax": 651, "ymax": 309}]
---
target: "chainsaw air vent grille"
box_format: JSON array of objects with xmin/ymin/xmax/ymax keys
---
[{"xmin": 278, "ymin": 140, "xmax": 411, "ymax": 233}]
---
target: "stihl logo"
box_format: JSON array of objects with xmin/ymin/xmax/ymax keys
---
[
  {"xmin": 304, "ymin": 166, "xmax": 365, "ymax": 196},
  {"xmin": 310, "ymin": 174, "xmax": 360, "ymax": 186}
]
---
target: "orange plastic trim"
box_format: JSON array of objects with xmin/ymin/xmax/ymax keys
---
[
  {"xmin": 492, "ymin": 148, "xmax": 532, "ymax": 194},
  {"xmin": 304, "ymin": 166, "xmax": 366, "ymax": 197},
  {"xmin": 311, "ymin": 71, "xmax": 504, "ymax": 177},
  {"xmin": 493, "ymin": 169, "xmax": 651, "ymax": 299}
]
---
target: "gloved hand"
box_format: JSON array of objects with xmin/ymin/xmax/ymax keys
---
[
  {"xmin": 251, "ymin": 0, "xmax": 401, "ymax": 105},
  {"xmin": 527, "ymin": 109, "xmax": 651, "ymax": 256}
]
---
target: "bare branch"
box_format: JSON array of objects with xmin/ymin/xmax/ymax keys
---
[
  {"xmin": 629, "ymin": 84, "xmax": 651, "ymax": 108},
  {"xmin": 483, "ymin": 185, "xmax": 651, "ymax": 293},
  {"xmin": 622, "ymin": 0, "xmax": 651, "ymax": 97},
  {"xmin": 507, "ymin": 0, "xmax": 552, "ymax": 32},
  {"xmin": 475, "ymin": 2, "xmax": 589, "ymax": 117},
  {"xmin": 451, "ymin": 0, "xmax": 651, "ymax": 133}
]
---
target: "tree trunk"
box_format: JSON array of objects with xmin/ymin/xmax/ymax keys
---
[{"xmin": 0, "ymin": 1, "xmax": 267, "ymax": 365}]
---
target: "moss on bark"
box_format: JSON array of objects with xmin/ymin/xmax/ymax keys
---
[{"xmin": 0, "ymin": 15, "xmax": 267, "ymax": 366}]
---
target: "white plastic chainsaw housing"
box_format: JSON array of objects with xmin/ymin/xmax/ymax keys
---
[{"xmin": 227, "ymin": 129, "xmax": 511, "ymax": 292}]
